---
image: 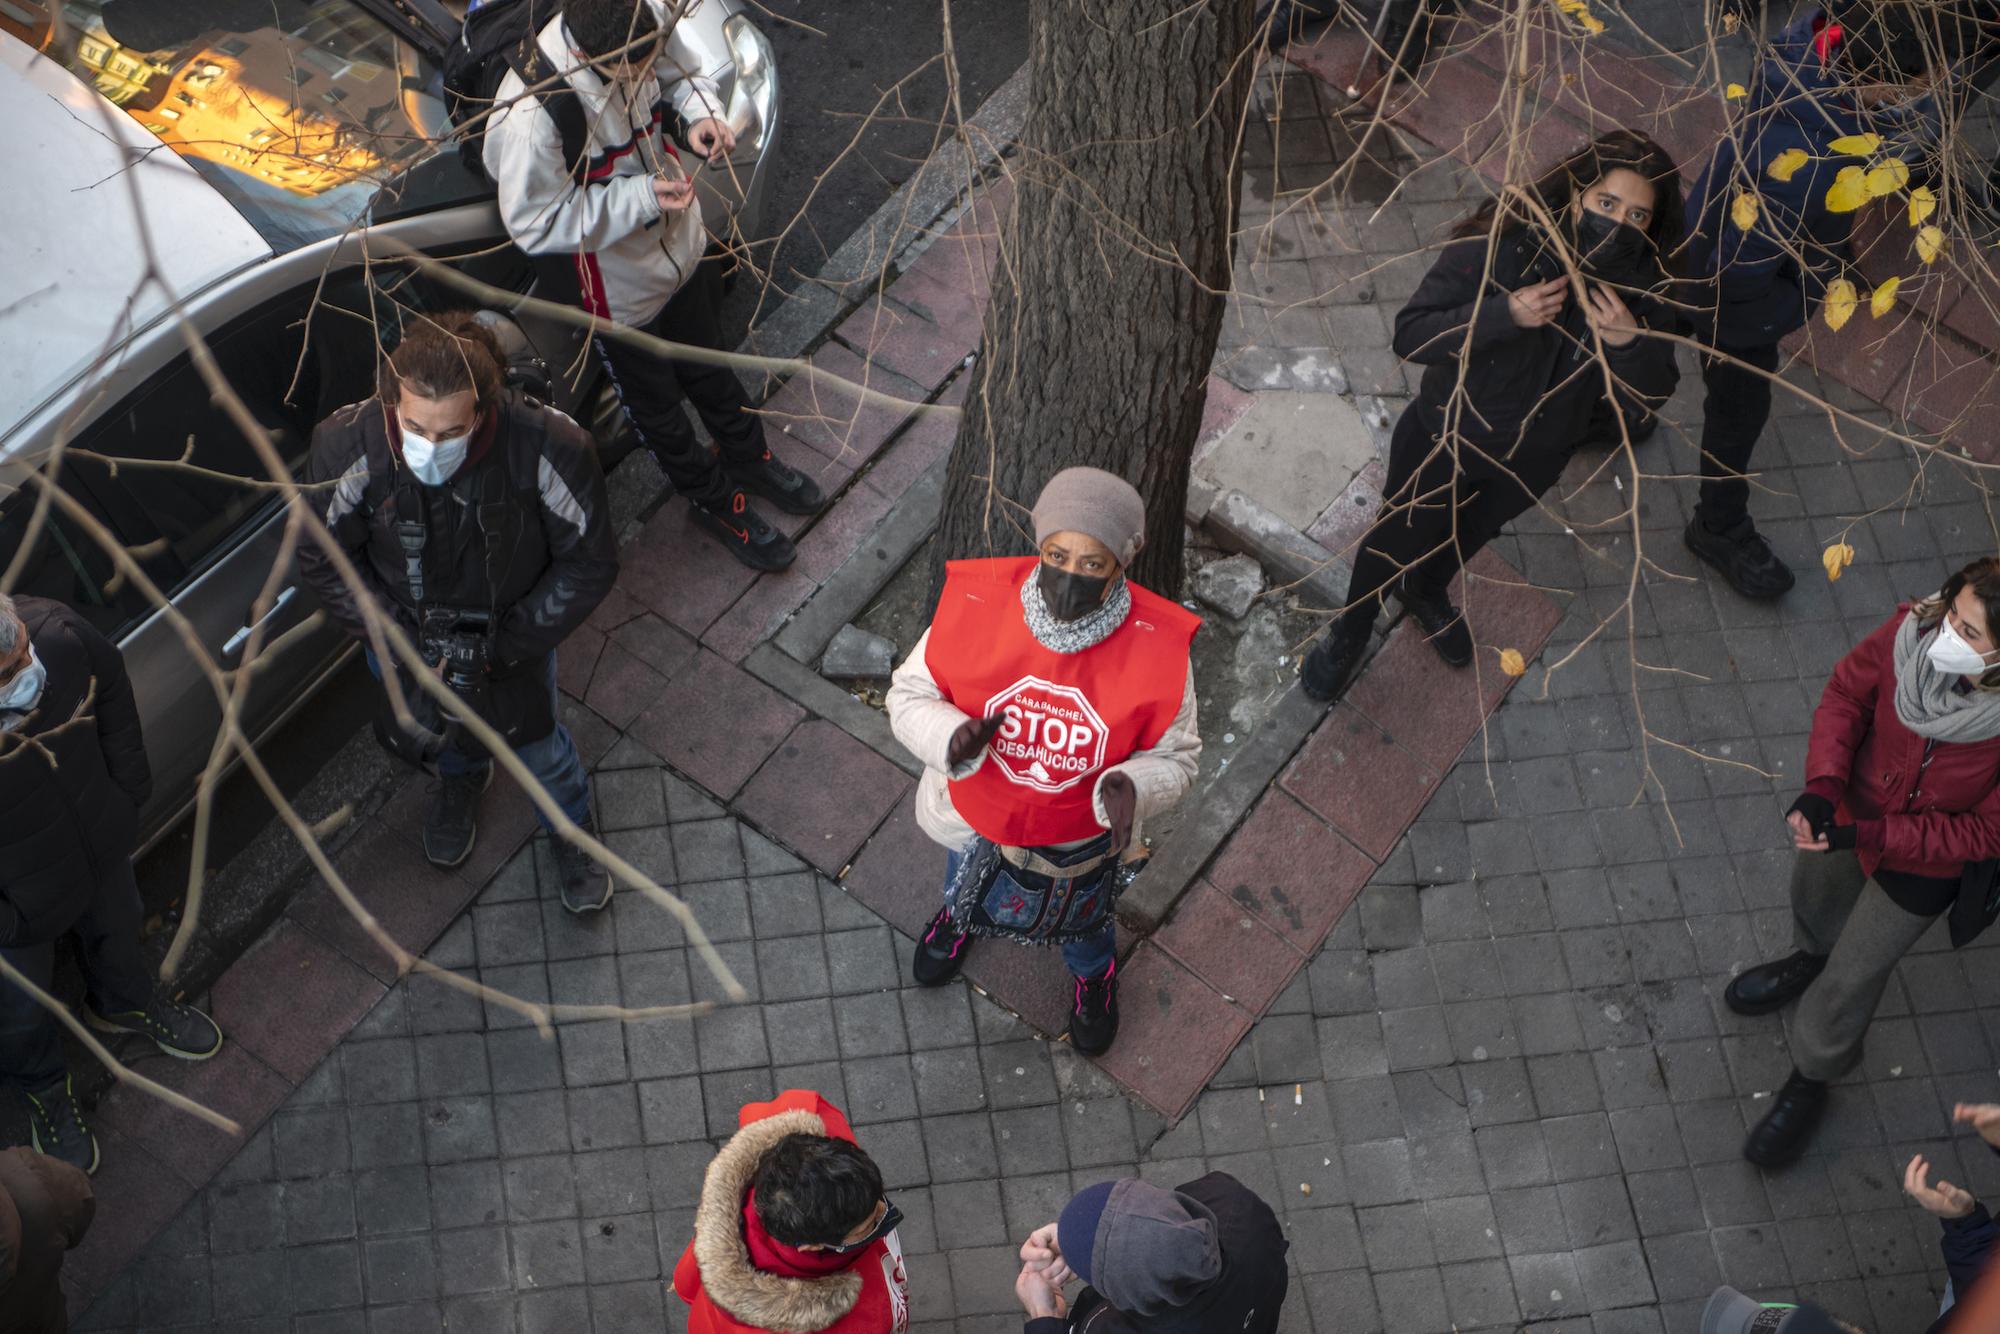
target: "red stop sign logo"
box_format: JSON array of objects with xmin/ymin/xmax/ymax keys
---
[{"xmin": 980, "ymin": 676, "xmax": 1110, "ymax": 794}]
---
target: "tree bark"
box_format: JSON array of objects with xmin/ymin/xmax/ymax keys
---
[{"xmin": 930, "ymin": 0, "xmax": 1252, "ymax": 603}]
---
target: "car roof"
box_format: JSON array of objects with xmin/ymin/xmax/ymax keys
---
[{"xmin": 0, "ymin": 32, "xmax": 271, "ymax": 450}]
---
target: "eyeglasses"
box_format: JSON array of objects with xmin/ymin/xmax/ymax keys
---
[{"xmin": 824, "ymin": 1200, "xmax": 902, "ymax": 1254}]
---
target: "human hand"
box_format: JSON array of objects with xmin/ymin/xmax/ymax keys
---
[
  {"xmin": 686, "ymin": 117, "xmax": 737, "ymax": 159},
  {"xmin": 1788, "ymin": 811, "xmax": 1831, "ymax": 852},
  {"xmin": 1100, "ymin": 772, "xmax": 1136, "ymax": 853},
  {"xmin": 1507, "ymin": 277, "xmax": 1567, "ymax": 328},
  {"xmin": 1020, "ymin": 1222, "xmax": 1074, "ymax": 1288},
  {"xmin": 1954, "ymin": 1102, "xmax": 2000, "ymax": 1150},
  {"xmin": 947, "ymin": 715, "xmax": 1004, "ymax": 769},
  {"xmin": 1904, "ymin": 1153, "xmax": 1977, "ymax": 1218},
  {"xmin": 1016, "ymin": 1264, "xmax": 1068, "ymax": 1320},
  {"xmin": 651, "ymin": 176, "xmax": 696, "ymax": 213},
  {"xmin": 1585, "ymin": 284, "xmax": 1638, "ymax": 347}
]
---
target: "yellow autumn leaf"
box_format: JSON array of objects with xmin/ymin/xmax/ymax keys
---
[
  {"xmin": 1863, "ymin": 162, "xmax": 1908, "ymax": 198},
  {"xmin": 1824, "ymin": 165, "xmax": 1870, "ymax": 213},
  {"xmin": 1870, "ymin": 275, "xmax": 1900, "ymax": 316},
  {"xmin": 1828, "ymin": 133, "xmax": 1882, "ymax": 156},
  {"xmin": 1822, "ymin": 542, "xmax": 1856, "ymax": 581},
  {"xmin": 1730, "ymin": 191, "xmax": 1760, "ymax": 230},
  {"xmin": 1726, "ymin": 82, "xmax": 1748, "ymax": 100},
  {"xmin": 1917, "ymin": 225, "xmax": 1945, "ymax": 264},
  {"xmin": 1910, "ymin": 185, "xmax": 1938, "ymax": 224},
  {"xmin": 1824, "ymin": 277, "xmax": 1858, "ymax": 330},
  {"xmin": 1498, "ymin": 648, "xmax": 1527, "ymax": 677},
  {"xmin": 1768, "ymin": 148, "xmax": 1810, "ymax": 182},
  {"xmin": 1579, "ymin": 12, "xmax": 1605, "ymax": 33}
]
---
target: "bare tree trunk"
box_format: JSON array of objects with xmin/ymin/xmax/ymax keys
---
[{"xmin": 931, "ymin": 0, "xmax": 1253, "ymax": 602}]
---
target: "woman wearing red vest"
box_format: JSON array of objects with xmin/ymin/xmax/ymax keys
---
[{"xmin": 886, "ymin": 468, "xmax": 1201, "ymax": 1055}]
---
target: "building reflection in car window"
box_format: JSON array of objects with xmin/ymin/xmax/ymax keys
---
[{"xmin": 45, "ymin": 0, "xmax": 449, "ymax": 250}]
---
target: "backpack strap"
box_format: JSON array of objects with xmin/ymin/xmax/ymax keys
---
[{"xmin": 507, "ymin": 40, "xmax": 592, "ymax": 185}]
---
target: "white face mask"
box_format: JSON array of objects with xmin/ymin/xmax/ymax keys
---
[
  {"xmin": 0, "ymin": 643, "xmax": 46, "ymax": 716},
  {"xmin": 1927, "ymin": 616, "xmax": 1995, "ymax": 677},
  {"xmin": 401, "ymin": 426, "xmax": 471, "ymax": 487}
]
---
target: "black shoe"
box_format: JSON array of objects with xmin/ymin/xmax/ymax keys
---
[
  {"xmin": 1685, "ymin": 516, "xmax": 1795, "ymax": 600},
  {"xmin": 727, "ymin": 449, "xmax": 826, "ymax": 516},
  {"xmin": 1724, "ymin": 950, "xmax": 1828, "ymax": 1016},
  {"xmin": 1301, "ymin": 619, "xmax": 1371, "ymax": 703},
  {"xmin": 690, "ymin": 490, "xmax": 797, "ymax": 572},
  {"xmin": 423, "ymin": 766, "xmax": 490, "ymax": 869},
  {"xmin": 552, "ymin": 821, "xmax": 613, "ymax": 915},
  {"xmin": 1065, "ymin": 960, "xmax": 1120, "ymax": 1056},
  {"xmin": 1744, "ymin": 1070, "xmax": 1829, "ymax": 1168},
  {"xmin": 24, "ymin": 1076, "xmax": 99, "ymax": 1175},
  {"xmin": 86, "ymin": 998, "xmax": 223, "ymax": 1060},
  {"xmin": 912, "ymin": 905, "xmax": 971, "ymax": 987},
  {"xmin": 1396, "ymin": 581, "xmax": 1472, "ymax": 668}
]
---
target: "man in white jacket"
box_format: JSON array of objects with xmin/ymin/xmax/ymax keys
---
[{"xmin": 484, "ymin": 0, "xmax": 822, "ymax": 571}]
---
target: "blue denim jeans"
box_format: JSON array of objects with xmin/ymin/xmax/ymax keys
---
[
  {"xmin": 365, "ymin": 649, "xmax": 591, "ymax": 831},
  {"xmin": 944, "ymin": 849, "xmax": 1115, "ymax": 980}
]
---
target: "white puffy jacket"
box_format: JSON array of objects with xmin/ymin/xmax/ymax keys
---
[{"xmin": 484, "ymin": 5, "xmax": 726, "ymax": 328}]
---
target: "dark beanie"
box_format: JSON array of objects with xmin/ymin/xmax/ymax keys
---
[{"xmin": 1056, "ymin": 1181, "xmax": 1115, "ymax": 1285}]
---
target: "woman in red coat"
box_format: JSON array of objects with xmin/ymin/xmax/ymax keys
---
[{"xmin": 1727, "ymin": 557, "xmax": 2000, "ymax": 1167}]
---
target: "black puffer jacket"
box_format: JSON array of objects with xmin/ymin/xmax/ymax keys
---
[
  {"xmin": 1397, "ymin": 228, "xmax": 1685, "ymax": 482},
  {"xmin": 0, "ymin": 599, "xmax": 151, "ymax": 947}
]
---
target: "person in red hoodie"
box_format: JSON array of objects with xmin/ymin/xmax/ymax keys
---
[
  {"xmin": 673, "ymin": 1089, "xmax": 909, "ymax": 1334},
  {"xmin": 1725, "ymin": 557, "xmax": 2000, "ymax": 1167}
]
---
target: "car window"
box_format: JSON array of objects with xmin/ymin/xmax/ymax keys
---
[
  {"xmin": 0, "ymin": 491, "xmax": 151, "ymax": 637},
  {"xmin": 68, "ymin": 273, "xmax": 382, "ymax": 588},
  {"xmin": 44, "ymin": 0, "xmax": 450, "ymax": 252}
]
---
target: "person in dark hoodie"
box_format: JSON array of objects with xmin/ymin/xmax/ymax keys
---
[{"xmin": 1013, "ymin": 1174, "xmax": 1287, "ymax": 1334}]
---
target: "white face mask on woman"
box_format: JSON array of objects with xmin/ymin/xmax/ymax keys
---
[
  {"xmin": 401, "ymin": 427, "xmax": 471, "ymax": 487},
  {"xmin": 0, "ymin": 643, "xmax": 46, "ymax": 720},
  {"xmin": 1927, "ymin": 616, "xmax": 1995, "ymax": 677}
]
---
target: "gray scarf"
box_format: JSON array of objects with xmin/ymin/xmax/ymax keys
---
[
  {"xmin": 1893, "ymin": 612, "xmax": 2000, "ymax": 742},
  {"xmin": 1020, "ymin": 570, "xmax": 1131, "ymax": 654}
]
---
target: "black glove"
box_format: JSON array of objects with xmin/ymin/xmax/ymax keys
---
[
  {"xmin": 1826, "ymin": 824, "xmax": 1858, "ymax": 851},
  {"xmin": 1788, "ymin": 793, "xmax": 1836, "ymax": 838}
]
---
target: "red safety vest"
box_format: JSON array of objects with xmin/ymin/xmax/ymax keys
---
[{"xmin": 925, "ymin": 556, "xmax": 1199, "ymax": 846}]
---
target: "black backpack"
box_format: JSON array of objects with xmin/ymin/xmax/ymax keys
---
[{"xmin": 443, "ymin": 0, "xmax": 590, "ymax": 184}]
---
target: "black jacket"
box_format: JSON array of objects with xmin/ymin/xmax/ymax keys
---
[
  {"xmin": 0, "ymin": 599, "xmax": 151, "ymax": 947},
  {"xmin": 1930, "ymin": 1201, "xmax": 1998, "ymax": 1332},
  {"xmin": 297, "ymin": 391, "xmax": 617, "ymax": 740},
  {"xmin": 1397, "ymin": 229, "xmax": 1684, "ymax": 485},
  {"xmin": 1024, "ymin": 1173, "xmax": 1289, "ymax": 1334}
]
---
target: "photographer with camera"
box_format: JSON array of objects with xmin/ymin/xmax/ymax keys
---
[{"xmin": 299, "ymin": 314, "xmax": 620, "ymax": 912}]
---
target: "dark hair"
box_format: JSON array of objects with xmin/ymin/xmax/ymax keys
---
[
  {"xmin": 563, "ymin": 0, "xmax": 660, "ymax": 62},
  {"xmin": 1916, "ymin": 556, "xmax": 2000, "ymax": 688},
  {"xmin": 1452, "ymin": 129, "xmax": 1686, "ymax": 272},
  {"xmin": 750, "ymin": 1134, "xmax": 884, "ymax": 1248},
  {"xmin": 383, "ymin": 313, "xmax": 504, "ymax": 408},
  {"xmin": 1830, "ymin": 0, "xmax": 1976, "ymax": 85}
]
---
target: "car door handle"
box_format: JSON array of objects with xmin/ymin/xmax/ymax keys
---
[{"xmin": 223, "ymin": 586, "xmax": 298, "ymax": 656}]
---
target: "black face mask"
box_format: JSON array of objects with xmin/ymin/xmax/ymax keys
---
[
  {"xmin": 1574, "ymin": 208, "xmax": 1649, "ymax": 276},
  {"xmin": 1037, "ymin": 561, "xmax": 1113, "ymax": 622}
]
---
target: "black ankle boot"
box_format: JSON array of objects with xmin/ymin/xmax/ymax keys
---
[
  {"xmin": 1724, "ymin": 950, "xmax": 1828, "ymax": 1016},
  {"xmin": 1743, "ymin": 1070, "xmax": 1828, "ymax": 1168},
  {"xmin": 1302, "ymin": 618, "xmax": 1372, "ymax": 703}
]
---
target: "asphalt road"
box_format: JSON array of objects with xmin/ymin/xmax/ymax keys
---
[{"xmin": 133, "ymin": 0, "xmax": 1032, "ymax": 919}]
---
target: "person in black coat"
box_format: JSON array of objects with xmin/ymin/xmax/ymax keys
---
[
  {"xmin": 1012, "ymin": 1173, "xmax": 1288, "ymax": 1334},
  {"xmin": 0, "ymin": 595, "xmax": 222, "ymax": 1177},
  {"xmin": 1300, "ymin": 129, "xmax": 1687, "ymax": 704}
]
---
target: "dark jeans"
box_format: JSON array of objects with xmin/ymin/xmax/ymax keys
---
[
  {"xmin": 0, "ymin": 859, "xmax": 152, "ymax": 1092},
  {"xmin": 1337, "ymin": 406, "xmax": 1559, "ymax": 636},
  {"xmin": 592, "ymin": 257, "xmax": 767, "ymax": 508},
  {"xmin": 1695, "ymin": 341, "xmax": 1781, "ymax": 532}
]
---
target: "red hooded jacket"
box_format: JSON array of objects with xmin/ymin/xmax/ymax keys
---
[
  {"xmin": 1803, "ymin": 607, "xmax": 2000, "ymax": 878},
  {"xmin": 672, "ymin": 1090, "xmax": 909, "ymax": 1334}
]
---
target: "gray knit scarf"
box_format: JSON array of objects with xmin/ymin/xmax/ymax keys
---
[
  {"xmin": 1893, "ymin": 612, "xmax": 2000, "ymax": 742},
  {"xmin": 1020, "ymin": 571, "xmax": 1132, "ymax": 654}
]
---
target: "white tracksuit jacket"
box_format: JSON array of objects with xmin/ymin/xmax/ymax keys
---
[{"xmin": 483, "ymin": 4, "xmax": 726, "ymax": 329}]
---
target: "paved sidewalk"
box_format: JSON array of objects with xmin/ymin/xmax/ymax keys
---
[{"xmin": 58, "ymin": 22, "xmax": 2000, "ymax": 1334}]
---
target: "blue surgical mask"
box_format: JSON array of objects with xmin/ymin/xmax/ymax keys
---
[
  {"xmin": 0, "ymin": 644, "xmax": 45, "ymax": 715},
  {"xmin": 401, "ymin": 426, "xmax": 471, "ymax": 487}
]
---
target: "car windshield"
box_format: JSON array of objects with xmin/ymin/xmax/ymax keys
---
[{"xmin": 39, "ymin": 0, "xmax": 448, "ymax": 251}]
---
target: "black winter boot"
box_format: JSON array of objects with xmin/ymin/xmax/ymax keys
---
[
  {"xmin": 1724, "ymin": 950, "xmax": 1828, "ymax": 1016},
  {"xmin": 1301, "ymin": 618, "xmax": 1372, "ymax": 703},
  {"xmin": 1685, "ymin": 516, "xmax": 1795, "ymax": 600},
  {"xmin": 1743, "ymin": 1069, "xmax": 1829, "ymax": 1168},
  {"xmin": 1395, "ymin": 580, "xmax": 1472, "ymax": 668}
]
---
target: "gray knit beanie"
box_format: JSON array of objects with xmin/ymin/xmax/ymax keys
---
[{"xmin": 1031, "ymin": 467, "xmax": 1146, "ymax": 567}]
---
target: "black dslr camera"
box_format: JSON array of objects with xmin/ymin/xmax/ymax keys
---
[{"xmin": 420, "ymin": 606, "xmax": 494, "ymax": 694}]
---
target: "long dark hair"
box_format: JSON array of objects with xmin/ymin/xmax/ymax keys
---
[
  {"xmin": 381, "ymin": 312, "xmax": 505, "ymax": 408},
  {"xmin": 1451, "ymin": 129, "xmax": 1686, "ymax": 274},
  {"xmin": 1914, "ymin": 556, "xmax": 2000, "ymax": 690}
]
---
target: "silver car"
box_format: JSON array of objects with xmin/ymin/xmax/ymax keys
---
[{"xmin": 0, "ymin": 0, "xmax": 780, "ymax": 848}]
